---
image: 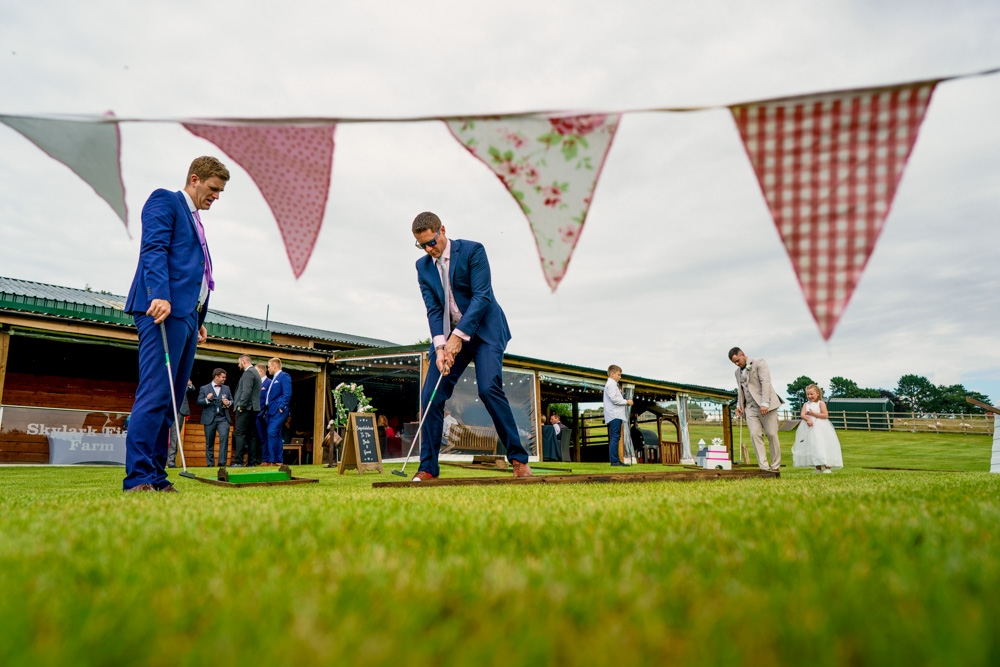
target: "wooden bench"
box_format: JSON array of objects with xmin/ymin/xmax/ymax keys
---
[{"xmin": 446, "ymin": 424, "xmax": 499, "ymax": 455}]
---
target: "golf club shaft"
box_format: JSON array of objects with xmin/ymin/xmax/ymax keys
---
[
  {"xmin": 395, "ymin": 372, "xmax": 444, "ymax": 475},
  {"xmin": 160, "ymin": 322, "xmax": 188, "ymax": 474}
]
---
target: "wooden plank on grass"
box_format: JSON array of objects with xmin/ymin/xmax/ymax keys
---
[{"xmin": 372, "ymin": 468, "xmax": 778, "ymax": 488}]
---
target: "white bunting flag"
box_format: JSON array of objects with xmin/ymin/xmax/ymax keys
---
[{"xmin": 0, "ymin": 112, "xmax": 127, "ymax": 227}]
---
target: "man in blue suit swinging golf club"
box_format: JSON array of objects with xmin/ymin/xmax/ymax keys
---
[{"xmin": 409, "ymin": 211, "xmax": 532, "ymax": 481}]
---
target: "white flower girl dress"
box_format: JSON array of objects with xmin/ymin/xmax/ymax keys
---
[{"xmin": 792, "ymin": 401, "xmax": 844, "ymax": 470}]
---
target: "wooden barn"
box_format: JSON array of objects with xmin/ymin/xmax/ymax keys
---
[{"xmin": 0, "ymin": 276, "xmax": 395, "ymax": 465}]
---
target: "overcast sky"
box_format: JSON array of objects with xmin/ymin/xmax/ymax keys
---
[{"xmin": 1, "ymin": 0, "xmax": 997, "ymax": 403}]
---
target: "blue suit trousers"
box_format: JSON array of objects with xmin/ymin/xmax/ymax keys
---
[
  {"xmin": 265, "ymin": 414, "xmax": 284, "ymax": 463},
  {"xmin": 124, "ymin": 311, "xmax": 199, "ymax": 490},
  {"xmin": 418, "ymin": 340, "xmax": 528, "ymax": 477}
]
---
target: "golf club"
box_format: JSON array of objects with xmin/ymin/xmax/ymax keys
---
[
  {"xmin": 392, "ymin": 371, "xmax": 444, "ymax": 478},
  {"xmin": 160, "ymin": 322, "xmax": 196, "ymax": 480}
]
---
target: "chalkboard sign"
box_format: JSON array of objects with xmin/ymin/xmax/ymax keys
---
[{"xmin": 338, "ymin": 412, "xmax": 383, "ymax": 475}]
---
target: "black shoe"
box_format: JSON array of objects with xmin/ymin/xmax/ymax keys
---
[
  {"xmin": 611, "ymin": 462, "xmax": 627, "ymax": 467},
  {"xmin": 166, "ymin": 464, "xmax": 177, "ymax": 469}
]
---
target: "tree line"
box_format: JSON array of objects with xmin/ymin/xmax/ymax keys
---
[{"xmin": 785, "ymin": 374, "xmax": 991, "ymax": 415}]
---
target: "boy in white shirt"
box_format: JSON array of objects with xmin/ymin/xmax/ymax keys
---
[{"xmin": 603, "ymin": 365, "xmax": 633, "ymax": 466}]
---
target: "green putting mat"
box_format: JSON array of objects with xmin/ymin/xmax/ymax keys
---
[{"xmin": 224, "ymin": 470, "xmax": 291, "ymax": 483}]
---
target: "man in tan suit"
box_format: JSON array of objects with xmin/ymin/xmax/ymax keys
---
[{"xmin": 729, "ymin": 347, "xmax": 784, "ymax": 472}]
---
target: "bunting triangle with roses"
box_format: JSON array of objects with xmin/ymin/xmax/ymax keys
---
[{"xmin": 445, "ymin": 114, "xmax": 620, "ymax": 290}]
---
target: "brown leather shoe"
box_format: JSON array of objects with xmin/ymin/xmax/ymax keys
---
[
  {"xmin": 124, "ymin": 484, "xmax": 156, "ymax": 493},
  {"xmin": 512, "ymin": 460, "xmax": 533, "ymax": 478},
  {"xmin": 157, "ymin": 483, "xmax": 179, "ymax": 493},
  {"xmin": 411, "ymin": 471, "xmax": 438, "ymax": 482}
]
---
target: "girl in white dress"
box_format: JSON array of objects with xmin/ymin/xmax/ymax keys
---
[{"xmin": 792, "ymin": 384, "xmax": 844, "ymax": 473}]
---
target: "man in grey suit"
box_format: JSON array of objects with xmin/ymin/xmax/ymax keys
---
[
  {"xmin": 197, "ymin": 368, "xmax": 233, "ymax": 467},
  {"xmin": 230, "ymin": 354, "xmax": 263, "ymax": 467},
  {"xmin": 729, "ymin": 347, "xmax": 784, "ymax": 472},
  {"xmin": 166, "ymin": 379, "xmax": 196, "ymax": 468}
]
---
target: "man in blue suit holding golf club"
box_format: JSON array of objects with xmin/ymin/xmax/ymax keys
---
[
  {"xmin": 410, "ymin": 211, "xmax": 532, "ymax": 481},
  {"xmin": 122, "ymin": 156, "xmax": 230, "ymax": 492}
]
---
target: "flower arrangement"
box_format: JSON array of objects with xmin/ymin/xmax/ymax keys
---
[{"xmin": 332, "ymin": 382, "xmax": 375, "ymax": 426}]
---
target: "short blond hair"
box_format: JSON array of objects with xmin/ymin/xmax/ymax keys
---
[
  {"xmin": 268, "ymin": 358, "xmax": 282, "ymax": 369},
  {"xmin": 187, "ymin": 156, "xmax": 230, "ymax": 184},
  {"xmin": 607, "ymin": 364, "xmax": 622, "ymax": 376}
]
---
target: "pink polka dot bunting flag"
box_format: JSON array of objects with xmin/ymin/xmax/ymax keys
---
[
  {"xmin": 732, "ymin": 83, "xmax": 936, "ymax": 339},
  {"xmin": 446, "ymin": 114, "xmax": 620, "ymax": 290},
  {"xmin": 183, "ymin": 123, "xmax": 337, "ymax": 278}
]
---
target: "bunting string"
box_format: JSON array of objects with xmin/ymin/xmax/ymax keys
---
[{"xmin": 1, "ymin": 66, "xmax": 996, "ymax": 338}]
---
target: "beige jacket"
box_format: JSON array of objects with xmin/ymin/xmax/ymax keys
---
[{"xmin": 735, "ymin": 357, "xmax": 784, "ymax": 413}]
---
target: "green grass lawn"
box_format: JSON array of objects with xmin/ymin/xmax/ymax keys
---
[{"xmin": 1, "ymin": 431, "xmax": 998, "ymax": 666}]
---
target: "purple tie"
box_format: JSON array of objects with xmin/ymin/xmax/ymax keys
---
[{"xmin": 193, "ymin": 210, "xmax": 215, "ymax": 290}]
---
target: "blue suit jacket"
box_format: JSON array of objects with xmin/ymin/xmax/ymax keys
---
[
  {"xmin": 260, "ymin": 376, "xmax": 272, "ymax": 412},
  {"xmin": 265, "ymin": 371, "xmax": 292, "ymax": 417},
  {"xmin": 125, "ymin": 189, "xmax": 210, "ymax": 326},
  {"xmin": 417, "ymin": 239, "xmax": 511, "ymax": 350}
]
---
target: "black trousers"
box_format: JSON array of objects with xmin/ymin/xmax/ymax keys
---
[{"xmin": 233, "ymin": 408, "xmax": 261, "ymax": 466}]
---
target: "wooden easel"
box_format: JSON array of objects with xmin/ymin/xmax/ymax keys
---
[{"xmin": 338, "ymin": 412, "xmax": 383, "ymax": 475}]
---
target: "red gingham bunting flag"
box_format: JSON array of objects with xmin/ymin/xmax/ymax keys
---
[
  {"xmin": 732, "ymin": 83, "xmax": 937, "ymax": 339},
  {"xmin": 446, "ymin": 114, "xmax": 620, "ymax": 289},
  {"xmin": 183, "ymin": 123, "xmax": 336, "ymax": 278}
]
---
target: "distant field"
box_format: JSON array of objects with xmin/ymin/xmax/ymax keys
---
[{"xmin": 1, "ymin": 431, "xmax": 998, "ymax": 666}]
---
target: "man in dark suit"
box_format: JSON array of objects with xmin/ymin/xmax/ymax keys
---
[
  {"xmin": 255, "ymin": 362, "xmax": 270, "ymax": 466},
  {"xmin": 263, "ymin": 357, "xmax": 292, "ymax": 466},
  {"xmin": 231, "ymin": 354, "xmax": 263, "ymax": 467},
  {"xmin": 122, "ymin": 156, "xmax": 229, "ymax": 492},
  {"xmin": 411, "ymin": 211, "xmax": 532, "ymax": 481},
  {"xmin": 198, "ymin": 368, "xmax": 233, "ymax": 467},
  {"xmin": 166, "ymin": 379, "xmax": 196, "ymax": 468}
]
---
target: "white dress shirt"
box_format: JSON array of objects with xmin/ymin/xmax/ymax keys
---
[
  {"xmin": 603, "ymin": 377, "xmax": 629, "ymax": 423},
  {"xmin": 431, "ymin": 240, "xmax": 470, "ymax": 350},
  {"xmin": 182, "ymin": 190, "xmax": 211, "ymax": 308}
]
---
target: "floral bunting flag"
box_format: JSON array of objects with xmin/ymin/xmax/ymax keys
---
[
  {"xmin": 183, "ymin": 123, "xmax": 337, "ymax": 278},
  {"xmin": 0, "ymin": 112, "xmax": 127, "ymax": 227},
  {"xmin": 446, "ymin": 114, "xmax": 620, "ymax": 289},
  {"xmin": 732, "ymin": 83, "xmax": 936, "ymax": 339}
]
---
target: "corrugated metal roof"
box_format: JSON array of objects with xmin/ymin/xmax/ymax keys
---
[{"xmin": 0, "ymin": 275, "xmax": 396, "ymax": 349}]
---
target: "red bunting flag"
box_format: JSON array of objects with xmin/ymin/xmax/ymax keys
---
[
  {"xmin": 183, "ymin": 123, "xmax": 336, "ymax": 278},
  {"xmin": 732, "ymin": 83, "xmax": 936, "ymax": 339}
]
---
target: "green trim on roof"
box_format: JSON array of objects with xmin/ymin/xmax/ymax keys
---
[
  {"xmin": 205, "ymin": 322, "xmax": 272, "ymax": 344},
  {"xmin": 0, "ymin": 292, "xmax": 134, "ymax": 326}
]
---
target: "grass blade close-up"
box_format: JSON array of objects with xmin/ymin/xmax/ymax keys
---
[{"xmin": 1, "ymin": 429, "xmax": 999, "ymax": 666}]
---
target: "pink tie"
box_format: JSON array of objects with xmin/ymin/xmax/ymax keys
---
[{"xmin": 193, "ymin": 210, "xmax": 215, "ymax": 290}]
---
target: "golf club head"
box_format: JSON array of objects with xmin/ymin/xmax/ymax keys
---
[
  {"xmin": 391, "ymin": 469, "xmax": 408, "ymax": 478},
  {"xmin": 179, "ymin": 471, "xmax": 198, "ymax": 479}
]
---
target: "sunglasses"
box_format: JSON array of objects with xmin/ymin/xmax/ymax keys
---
[{"xmin": 414, "ymin": 228, "xmax": 442, "ymax": 249}]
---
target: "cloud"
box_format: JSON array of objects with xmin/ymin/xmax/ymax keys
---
[{"xmin": 0, "ymin": 1, "xmax": 998, "ymax": 404}]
